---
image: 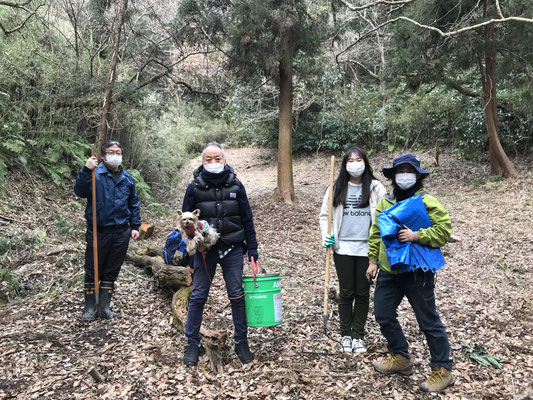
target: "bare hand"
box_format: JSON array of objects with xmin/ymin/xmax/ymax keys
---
[
  {"xmin": 366, "ymin": 261, "xmax": 378, "ymax": 283},
  {"xmin": 398, "ymin": 225, "xmax": 418, "ymax": 243},
  {"xmin": 85, "ymin": 156, "xmax": 98, "ymax": 170},
  {"xmin": 131, "ymin": 230, "xmax": 139, "ymax": 240}
]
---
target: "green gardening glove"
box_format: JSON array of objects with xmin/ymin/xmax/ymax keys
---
[
  {"xmin": 199, "ymin": 220, "xmax": 210, "ymax": 233},
  {"xmin": 322, "ymin": 233, "xmax": 335, "ymax": 248}
]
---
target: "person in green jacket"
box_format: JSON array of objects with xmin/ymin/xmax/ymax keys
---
[{"xmin": 365, "ymin": 153, "xmax": 455, "ymax": 393}]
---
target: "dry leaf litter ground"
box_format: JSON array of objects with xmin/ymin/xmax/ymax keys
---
[{"xmin": 0, "ymin": 148, "xmax": 532, "ymax": 400}]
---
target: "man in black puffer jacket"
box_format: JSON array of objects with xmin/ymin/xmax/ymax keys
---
[{"xmin": 182, "ymin": 142, "xmax": 259, "ymax": 367}]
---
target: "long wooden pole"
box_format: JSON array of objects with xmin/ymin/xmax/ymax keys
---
[
  {"xmin": 322, "ymin": 156, "xmax": 335, "ymax": 334},
  {"xmin": 91, "ymin": 144, "xmax": 99, "ymax": 306}
]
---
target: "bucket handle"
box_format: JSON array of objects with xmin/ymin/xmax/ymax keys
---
[{"xmin": 251, "ymin": 257, "xmax": 260, "ymax": 288}]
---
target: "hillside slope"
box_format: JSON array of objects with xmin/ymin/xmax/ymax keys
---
[{"xmin": 1, "ymin": 149, "xmax": 532, "ymax": 399}]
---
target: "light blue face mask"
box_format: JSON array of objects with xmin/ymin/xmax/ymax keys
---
[
  {"xmin": 204, "ymin": 163, "xmax": 224, "ymax": 174},
  {"xmin": 395, "ymin": 172, "xmax": 417, "ymax": 190}
]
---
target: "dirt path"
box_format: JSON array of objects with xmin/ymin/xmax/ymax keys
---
[{"xmin": 1, "ymin": 148, "xmax": 532, "ymax": 399}]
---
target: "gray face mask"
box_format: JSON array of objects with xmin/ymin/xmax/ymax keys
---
[{"xmin": 105, "ymin": 155, "xmax": 122, "ymax": 169}]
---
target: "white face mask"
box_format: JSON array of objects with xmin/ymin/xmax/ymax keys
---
[
  {"xmin": 395, "ymin": 172, "xmax": 417, "ymax": 190},
  {"xmin": 346, "ymin": 161, "xmax": 365, "ymax": 178},
  {"xmin": 204, "ymin": 163, "xmax": 225, "ymax": 174},
  {"xmin": 105, "ymin": 155, "xmax": 122, "ymax": 169}
]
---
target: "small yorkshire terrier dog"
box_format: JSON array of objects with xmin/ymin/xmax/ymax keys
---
[{"xmin": 176, "ymin": 209, "xmax": 219, "ymax": 255}]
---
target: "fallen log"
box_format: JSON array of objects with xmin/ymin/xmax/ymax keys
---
[{"xmin": 125, "ymin": 251, "xmax": 192, "ymax": 290}]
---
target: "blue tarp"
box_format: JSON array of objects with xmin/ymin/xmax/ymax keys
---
[{"xmin": 377, "ymin": 194, "xmax": 445, "ymax": 273}]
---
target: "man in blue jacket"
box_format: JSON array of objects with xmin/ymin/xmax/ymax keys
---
[
  {"xmin": 74, "ymin": 140, "xmax": 141, "ymax": 322},
  {"xmin": 182, "ymin": 142, "xmax": 259, "ymax": 367}
]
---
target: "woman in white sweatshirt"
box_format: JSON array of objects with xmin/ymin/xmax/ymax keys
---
[{"xmin": 319, "ymin": 146, "xmax": 386, "ymax": 354}]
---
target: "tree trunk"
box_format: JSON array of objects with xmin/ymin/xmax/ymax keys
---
[
  {"xmin": 274, "ymin": 26, "xmax": 295, "ymax": 204},
  {"xmin": 478, "ymin": 20, "xmax": 518, "ymax": 178},
  {"xmin": 96, "ymin": 0, "xmax": 128, "ymax": 154}
]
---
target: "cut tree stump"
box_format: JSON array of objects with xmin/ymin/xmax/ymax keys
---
[
  {"xmin": 128, "ymin": 247, "xmax": 229, "ymax": 372},
  {"xmin": 138, "ymin": 223, "xmax": 154, "ymax": 240}
]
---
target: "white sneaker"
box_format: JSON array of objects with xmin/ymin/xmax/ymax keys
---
[
  {"xmin": 338, "ymin": 336, "xmax": 353, "ymax": 353},
  {"xmin": 352, "ymin": 338, "xmax": 367, "ymax": 353}
]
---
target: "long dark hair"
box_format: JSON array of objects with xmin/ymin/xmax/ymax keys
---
[{"xmin": 332, "ymin": 146, "xmax": 377, "ymax": 208}]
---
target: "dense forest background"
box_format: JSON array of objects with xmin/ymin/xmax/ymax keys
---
[{"xmin": 1, "ymin": 0, "xmax": 532, "ymax": 203}]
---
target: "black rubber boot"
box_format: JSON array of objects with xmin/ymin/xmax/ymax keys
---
[
  {"xmin": 184, "ymin": 343, "xmax": 204, "ymax": 367},
  {"xmin": 235, "ymin": 340, "xmax": 254, "ymax": 364},
  {"xmin": 98, "ymin": 281, "xmax": 121, "ymax": 319},
  {"xmin": 82, "ymin": 283, "xmax": 97, "ymax": 322}
]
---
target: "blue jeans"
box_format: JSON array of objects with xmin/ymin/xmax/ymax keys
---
[
  {"xmin": 374, "ymin": 268, "xmax": 452, "ymax": 370},
  {"xmin": 185, "ymin": 245, "xmax": 247, "ymax": 346}
]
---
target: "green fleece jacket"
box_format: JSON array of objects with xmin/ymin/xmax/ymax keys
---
[{"xmin": 368, "ymin": 189, "xmax": 452, "ymax": 274}]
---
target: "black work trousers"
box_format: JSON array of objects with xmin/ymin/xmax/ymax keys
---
[{"xmin": 84, "ymin": 227, "xmax": 130, "ymax": 284}]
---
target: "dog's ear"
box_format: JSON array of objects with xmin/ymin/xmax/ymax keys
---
[
  {"xmin": 176, "ymin": 210, "xmax": 183, "ymax": 217},
  {"xmin": 192, "ymin": 209, "xmax": 201, "ymax": 217}
]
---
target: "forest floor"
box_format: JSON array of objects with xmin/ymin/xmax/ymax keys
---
[{"xmin": 0, "ymin": 147, "xmax": 532, "ymax": 400}]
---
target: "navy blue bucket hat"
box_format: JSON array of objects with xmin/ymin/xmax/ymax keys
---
[{"xmin": 383, "ymin": 153, "xmax": 430, "ymax": 179}]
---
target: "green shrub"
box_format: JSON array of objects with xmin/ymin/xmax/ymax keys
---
[{"xmin": 0, "ymin": 268, "xmax": 20, "ymax": 305}]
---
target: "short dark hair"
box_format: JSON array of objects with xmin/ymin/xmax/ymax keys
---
[{"xmin": 101, "ymin": 140, "xmax": 124, "ymax": 156}]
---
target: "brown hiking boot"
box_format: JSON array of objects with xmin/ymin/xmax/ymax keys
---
[
  {"xmin": 373, "ymin": 353, "xmax": 414, "ymax": 375},
  {"xmin": 420, "ymin": 366, "xmax": 455, "ymax": 393}
]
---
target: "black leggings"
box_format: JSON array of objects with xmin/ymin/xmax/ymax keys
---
[{"xmin": 333, "ymin": 253, "xmax": 370, "ymax": 339}]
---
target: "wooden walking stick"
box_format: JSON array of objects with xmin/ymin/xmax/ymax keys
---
[
  {"xmin": 322, "ymin": 155, "xmax": 335, "ymax": 334},
  {"xmin": 91, "ymin": 144, "xmax": 100, "ymax": 306}
]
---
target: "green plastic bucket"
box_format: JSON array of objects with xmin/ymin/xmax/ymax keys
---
[{"xmin": 243, "ymin": 274, "xmax": 282, "ymax": 327}]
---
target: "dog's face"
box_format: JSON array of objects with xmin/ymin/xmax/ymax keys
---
[{"xmin": 176, "ymin": 209, "xmax": 200, "ymax": 229}]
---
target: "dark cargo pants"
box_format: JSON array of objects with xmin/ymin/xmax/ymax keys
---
[{"xmin": 84, "ymin": 227, "xmax": 130, "ymax": 284}]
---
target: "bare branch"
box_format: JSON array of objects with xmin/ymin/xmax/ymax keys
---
[
  {"xmin": 339, "ymin": 0, "xmax": 416, "ymax": 12},
  {"xmin": 132, "ymin": 50, "xmax": 214, "ymax": 90},
  {"xmin": 168, "ymin": 78, "xmax": 220, "ymax": 98},
  {"xmin": 0, "ymin": 0, "xmax": 32, "ymax": 9},
  {"xmin": 346, "ymin": 59, "xmax": 379, "ymax": 79},
  {"xmin": 395, "ymin": 15, "xmax": 533, "ymax": 37},
  {"xmin": 495, "ymin": 0, "xmax": 504, "ymax": 19},
  {"xmin": 0, "ymin": 3, "xmax": 44, "ymax": 35},
  {"xmin": 337, "ymin": 13, "xmax": 533, "ymax": 63}
]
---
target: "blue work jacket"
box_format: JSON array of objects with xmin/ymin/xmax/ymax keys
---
[{"xmin": 74, "ymin": 163, "xmax": 141, "ymax": 231}]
